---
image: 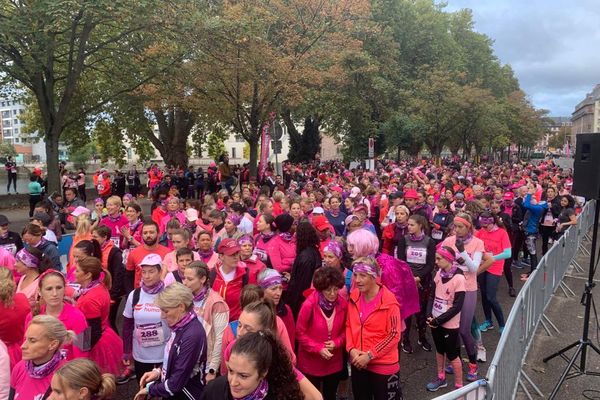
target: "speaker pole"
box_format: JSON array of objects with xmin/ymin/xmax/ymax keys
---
[{"xmin": 542, "ymin": 198, "xmax": 600, "ymax": 399}]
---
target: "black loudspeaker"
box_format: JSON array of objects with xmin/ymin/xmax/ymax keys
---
[{"xmin": 573, "ymin": 133, "xmax": 600, "ymax": 199}]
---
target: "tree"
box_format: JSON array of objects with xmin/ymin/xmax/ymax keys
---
[
  {"xmin": 206, "ymin": 127, "xmax": 228, "ymax": 162},
  {"xmin": 0, "ymin": 1, "xmax": 184, "ymax": 192},
  {"xmin": 0, "ymin": 142, "xmax": 17, "ymax": 159},
  {"xmin": 381, "ymin": 113, "xmax": 423, "ymax": 160},
  {"xmin": 192, "ymin": 0, "xmax": 369, "ymax": 177}
]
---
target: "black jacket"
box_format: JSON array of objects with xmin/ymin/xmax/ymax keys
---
[
  {"xmin": 0, "ymin": 231, "xmax": 23, "ymax": 256},
  {"xmin": 202, "ymin": 376, "xmax": 276, "ymax": 400},
  {"xmin": 284, "ymin": 246, "xmax": 322, "ymax": 319}
]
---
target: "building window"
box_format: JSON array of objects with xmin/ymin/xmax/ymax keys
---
[
  {"xmin": 232, "ymin": 147, "xmax": 237, "ymax": 158},
  {"xmin": 235, "ymin": 135, "xmax": 244, "ymax": 142},
  {"xmin": 14, "ymin": 138, "xmax": 19, "ymax": 143}
]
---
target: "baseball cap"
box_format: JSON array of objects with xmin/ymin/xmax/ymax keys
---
[
  {"xmin": 71, "ymin": 206, "xmax": 91, "ymax": 217},
  {"xmin": 503, "ymin": 192, "xmax": 515, "ymax": 201},
  {"xmin": 313, "ymin": 207, "xmax": 325, "ymax": 214},
  {"xmin": 313, "ymin": 215, "xmax": 332, "ymax": 232},
  {"xmin": 353, "ymin": 204, "xmax": 368, "ymax": 214},
  {"xmin": 140, "ymin": 253, "xmax": 162, "ymax": 267},
  {"xmin": 404, "ymin": 189, "xmax": 419, "ymax": 200},
  {"xmin": 344, "ymin": 214, "xmax": 359, "ymax": 226},
  {"xmin": 185, "ymin": 208, "xmax": 199, "ymax": 222},
  {"xmin": 0, "ymin": 215, "xmax": 9, "ymax": 226},
  {"xmin": 31, "ymin": 212, "xmax": 52, "ymax": 227},
  {"xmin": 349, "ymin": 187, "xmax": 361, "ymax": 198},
  {"xmin": 455, "ymin": 192, "xmax": 465, "ymax": 199},
  {"xmin": 217, "ymin": 238, "xmax": 241, "ymax": 255}
]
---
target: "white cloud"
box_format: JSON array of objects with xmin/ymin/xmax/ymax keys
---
[{"xmin": 443, "ymin": 0, "xmax": 600, "ymax": 116}]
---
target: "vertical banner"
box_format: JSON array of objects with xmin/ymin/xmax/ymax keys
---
[
  {"xmin": 368, "ymin": 137, "xmax": 374, "ymax": 158},
  {"xmin": 259, "ymin": 112, "xmax": 275, "ymax": 180}
]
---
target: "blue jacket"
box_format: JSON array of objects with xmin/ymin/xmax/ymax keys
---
[
  {"xmin": 523, "ymin": 194, "xmax": 548, "ymax": 235},
  {"xmin": 149, "ymin": 317, "xmax": 207, "ymax": 400}
]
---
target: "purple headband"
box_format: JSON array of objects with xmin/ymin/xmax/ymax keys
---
[
  {"xmin": 237, "ymin": 235, "xmax": 254, "ymax": 246},
  {"xmin": 94, "ymin": 198, "xmax": 104, "ymax": 205},
  {"xmin": 353, "ymin": 262, "xmax": 379, "ymax": 278},
  {"xmin": 226, "ymin": 213, "xmax": 242, "ymax": 226},
  {"xmin": 323, "ymin": 241, "xmax": 343, "ymax": 259},
  {"xmin": 478, "ymin": 216, "xmax": 495, "ymax": 226},
  {"xmin": 259, "ymin": 274, "xmax": 283, "ymax": 289},
  {"xmin": 16, "ymin": 248, "xmax": 40, "ymax": 269},
  {"xmin": 123, "ymin": 193, "xmax": 133, "ymax": 201}
]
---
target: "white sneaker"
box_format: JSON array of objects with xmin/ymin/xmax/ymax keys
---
[{"xmin": 477, "ymin": 345, "xmax": 487, "ymax": 363}]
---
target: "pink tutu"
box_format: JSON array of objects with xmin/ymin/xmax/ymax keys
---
[{"xmin": 90, "ymin": 327, "xmax": 123, "ymax": 376}]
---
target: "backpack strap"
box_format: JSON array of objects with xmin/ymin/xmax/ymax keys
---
[
  {"xmin": 242, "ymin": 267, "xmax": 249, "ymax": 286},
  {"xmin": 208, "ymin": 268, "xmax": 217, "ymax": 287},
  {"xmin": 230, "ymin": 320, "xmax": 239, "ymax": 339},
  {"xmin": 174, "ymin": 272, "xmax": 183, "ymax": 283},
  {"xmin": 132, "ymin": 287, "xmax": 141, "ymax": 309}
]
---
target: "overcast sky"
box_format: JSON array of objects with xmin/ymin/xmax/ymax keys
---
[{"xmin": 443, "ymin": 0, "xmax": 600, "ymax": 117}]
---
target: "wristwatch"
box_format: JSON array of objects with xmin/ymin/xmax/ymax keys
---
[{"xmin": 208, "ymin": 368, "xmax": 216, "ymax": 375}]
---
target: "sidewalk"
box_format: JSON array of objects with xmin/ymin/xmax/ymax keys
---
[{"xmin": 518, "ymin": 241, "xmax": 600, "ymax": 399}]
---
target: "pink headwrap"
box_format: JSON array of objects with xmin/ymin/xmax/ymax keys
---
[
  {"xmin": 16, "ymin": 248, "xmax": 40, "ymax": 269},
  {"xmin": 323, "ymin": 241, "xmax": 343, "ymax": 259},
  {"xmin": 353, "ymin": 262, "xmax": 380, "ymax": 278}
]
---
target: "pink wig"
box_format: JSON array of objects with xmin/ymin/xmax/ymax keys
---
[{"xmin": 347, "ymin": 229, "xmax": 379, "ymax": 258}]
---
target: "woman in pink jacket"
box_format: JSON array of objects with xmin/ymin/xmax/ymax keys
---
[
  {"xmin": 267, "ymin": 214, "xmax": 297, "ymax": 277},
  {"xmin": 296, "ymin": 266, "xmax": 348, "ymax": 400}
]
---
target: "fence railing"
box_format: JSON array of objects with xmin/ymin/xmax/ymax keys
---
[{"xmin": 433, "ymin": 200, "xmax": 596, "ymax": 400}]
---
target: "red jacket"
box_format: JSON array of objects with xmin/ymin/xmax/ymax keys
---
[
  {"xmin": 296, "ymin": 291, "xmax": 347, "ymax": 377},
  {"xmin": 211, "ymin": 263, "xmax": 256, "ymax": 321},
  {"xmin": 346, "ymin": 285, "xmax": 401, "ymax": 372}
]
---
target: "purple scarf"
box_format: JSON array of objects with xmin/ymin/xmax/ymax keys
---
[
  {"xmin": 26, "ymin": 350, "xmax": 64, "ymax": 378},
  {"xmin": 107, "ymin": 212, "xmax": 122, "ymax": 223},
  {"xmin": 279, "ymin": 232, "xmax": 293, "ymax": 242},
  {"xmin": 193, "ymin": 286, "xmax": 209, "ymax": 303},
  {"xmin": 142, "ymin": 280, "xmax": 165, "ymax": 295},
  {"xmin": 234, "ymin": 378, "xmax": 269, "ymax": 400},
  {"xmin": 170, "ymin": 310, "xmax": 196, "ymax": 331},
  {"xmin": 409, "ymin": 232, "xmax": 425, "ymax": 242},
  {"xmin": 260, "ymin": 231, "xmax": 275, "ymax": 241},
  {"xmin": 457, "ymin": 233, "xmax": 473, "ymax": 245},
  {"xmin": 78, "ymin": 277, "xmax": 103, "ymax": 297},
  {"xmin": 198, "ymin": 249, "xmax": 214, "ymax": 259},
  {"xmin": 129, "ymin": 219, "xmax": 142, "ymax": 232},
  {"xmin": 440, "ymin": 264, "xmax": 460, "ymax": 280},
  {"xmin": 318, "ymin": 292, "xmax": 337, "ymax": 313}
]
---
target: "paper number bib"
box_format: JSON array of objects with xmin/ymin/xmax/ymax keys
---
[
  {"xmin": 431, "ymin": 229, "xmax": 443, "ymax": 240},
  {"xmin": 432, "ymin": 297, "xmax": 449, "ymax": 318},
  {"xmin": 135, "ymin": 322, "xmax": 165, "ymax": 347},
  {"xmin": 406, "ymin": 246, "xmax": 427, "ymax": 264}
]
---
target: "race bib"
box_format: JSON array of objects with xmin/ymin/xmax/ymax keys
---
[
  {"xmin": 253, "ymin": 248, "xmax": 268, "ymax": 262},
  {"xmin": 135, "ymin": 322, "xmax": 165, "ymax": 348},
  {"xmin": 431, "ymin": 229, "xmax": 443, "ymax": 240},
  {"xmin": 0, "ymin": 243, "xmax": 17, "ymax": 255},
  {"xmin": 110, "ymin": 236, "xmax": 120, "ymax": 248},
  {"xmin": 543, "ymin": 212, "xmax": 555, "ymax": 225},
  {"xmin": 432, "ymin": 297, "xmax": 449, "ymax": 318},
  {"xmin": 406, "ymin": 246, "xmax": 427, "ymax": 264},
  {"xmin": 10, "ymin": 167, "xmax": 16, "ymax": 173}
]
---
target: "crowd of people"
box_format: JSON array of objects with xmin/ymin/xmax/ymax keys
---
[{"xmin": 0, "ymin": 156, "xmax": 582, "ymax": 400}]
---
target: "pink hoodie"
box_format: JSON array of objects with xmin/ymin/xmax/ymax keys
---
[
  {"xmin": 268, "ymin": 234, "xmax": 297, "ymax": 275},
  {"xmin": 296, "ymin": 290, "xmax": 347, "ymax": 377}
]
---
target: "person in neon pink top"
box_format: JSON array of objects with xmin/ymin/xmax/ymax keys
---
[{"xmin": 98, "ymin": 196, "xmax": 128, "ymax": 249}]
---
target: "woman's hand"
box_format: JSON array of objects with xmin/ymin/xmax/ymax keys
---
[
  {"xmin": 134, "ymin": 388, "xmax": 148, "ymax": 400},
  {"xmin": 324, "ymin": 340, "xmax": 335, "ymax": 351},
  {"xmin": 205, "ymin": 371, "xmax": 217, "ymax": 383},
  {"xmin": 139, "ymin": 369, "xmax": 160, "ymax": 388},
  {"xmin": 351, "ymin": 351, "xmax": 371, "ymax": 369}
]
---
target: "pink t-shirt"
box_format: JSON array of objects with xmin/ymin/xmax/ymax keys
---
[
  {"xmin": 358, "ymin": 290, "xmax": 383, "ymax": 323},
  {"xmin": 10, "ymin": 358, "xmax": 66, "ymax": 400},
  {"xmin": 442, "ymin": 235, "xmax": 485, "ymax": 291},
  {"xmin": 476, "ymin": 228, "xmax": 512, "ymax": 276},
  {"xmin": 162, "ymin": 250, "xmax": 201, "ymax": 273},
  {"xmin": 432, "ymin": 271, "xmax": 466, "ymax": 329}
]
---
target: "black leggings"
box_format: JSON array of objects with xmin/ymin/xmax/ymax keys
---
[
  {"xmin": 134, "ymin": 360, "xmax": 161, "ymax": 384},
  {"xmin": 431, "ymin": 326, "xmax": 460, "ymax": 360},
  {"xmin": 7, "ymin": 173, "xmax": 16, "ymax": 192},
  {"xmin": 404, "ymin": 284, "xmax": 430, "ymax": 341},
  {"xmin": 350, "ymin": 367, "xmax": 403, "ymax": 400},
  {"xmin": 29, "ymin": 194, "xmax": 41, "ymax": 218},
  {"xmin": 306, "ymin": 372, "xmax": 342, "ymax": 400},
  {"xmin": 540, "ymin": 225, "xmax": 555, "ymax": 255},
  {"xmin": 503, "ymin": 258, "xmax": 514, "ymax": 288},
  {"xmin": 512, "ymin": 228, "xmax": 527, "ymax": 261}
]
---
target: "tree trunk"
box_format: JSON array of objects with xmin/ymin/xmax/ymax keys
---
[
  {"xmin": 248, "ymin": 139, "xmax": 259, "ymax": 180},
  {"xmin": 45, "ymin": 131, "xmax": 61, "ymax": 194},
  {"xmin": 397, "ymin": 144, "xmax": 402, "ymax": 162}
]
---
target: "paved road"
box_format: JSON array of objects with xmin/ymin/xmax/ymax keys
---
[{"xmin": 1, "ymin": 200, "xmax": 528, "ymax": 399}]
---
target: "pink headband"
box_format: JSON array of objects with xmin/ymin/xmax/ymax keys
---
[
  {"xmin": 94, "ymin": 198, "xmax": 104, "ymax": 205},
  {"xmin": 453, "ymin": 216, "xmax": 471, "ymax": 228},
  {"xmin": 259, "ymin": 275, "xmax": 283, "ymax": 289},
  {"xmin": 437, "ymin": 247, "xmax": 456, "ymax": 263},
  {"xmin": 227, "ymin": 214, "xmax": 242, "ymax": 226},
  {"xmin": 323, "ymin": 241, "xmax": 343, "ymax": 259},
  {"xmin": 16, "ymin": 248, "xmax": 40, "ymax": 269},
  {"xmin": 353, "ymin": 262, "xmax": 380, "ymax": 278}
]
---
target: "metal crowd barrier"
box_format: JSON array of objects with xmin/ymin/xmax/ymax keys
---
[{"xmin": 433, "ymin": 200, "xmax": 596, "ymax": 400}]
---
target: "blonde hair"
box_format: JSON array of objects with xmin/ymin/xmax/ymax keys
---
[
  {"xmin": 30, "ymin": 314, "xmax": 76, "ymax": 347},
  {"xmin": 272, "ymin": 191, "xmax": 284, "ymax": 202},
  {"xmin": 106, "ymin": 195, "xmax": 122, "ymax": 208},
  {"xmin": 54, "ymin": 359, "xmax": 116, "ymax": 399},
  {"xmin": 0, "ymin": 266, "xmax": 15, "ymax": 306},
  {"xmin": 75, "ymin": 214, "xmax": 92, "ymax": 237},
  {"xmin": 155, "ymin": 282, "xmax": 194, "ymax": 311}
]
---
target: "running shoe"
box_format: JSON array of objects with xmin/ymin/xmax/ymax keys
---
[
  {"xmin": 418, "ymin": 337, "xmax": 432, "ymax": 352},
  {"xmin": 426, "ymin": 377, "xmax": 448, "ymax": 392},
  {"xmin": 116, "ymin": 367, "xmax": 136, "ymax": 385},
  {"xmin": 401, "ymin": 340, "xmax": 413, "ymax": 354},
  {"xmin": 479, "ymin": 320, "xmax": 494, "ymax": 332},
  {"xmin": 466, "ymin": 363, "xmax": 478, "ymax": 382},
  {"xmin": 512, "ymin": 261, "xmax": 525, "ymax": 269},
  {"xmin": 477, "ymin": 345, "xmax": 487, "ymax": 363},
  {"xmin": 445, "ymin": 364, "xmax": 454, "ymax": 375},
  {"xmin": 498, "ymin": 326, "xmax": 505, "ymax": 335},
  {"xmin": 509, "ymin": 287, "xmax": 517, "ymax": 297}
]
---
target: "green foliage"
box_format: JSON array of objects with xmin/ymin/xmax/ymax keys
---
[
  {"xmin": 206, "ymin": 127, "xmax": 228, "ymax": 162},
  {"xmin": 69, "ymin": 142, "xmax": 96, "ymax": 170},
  {"xmin": 0, "ymin": 142, "xmax": 17, "ymax": 158}
]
